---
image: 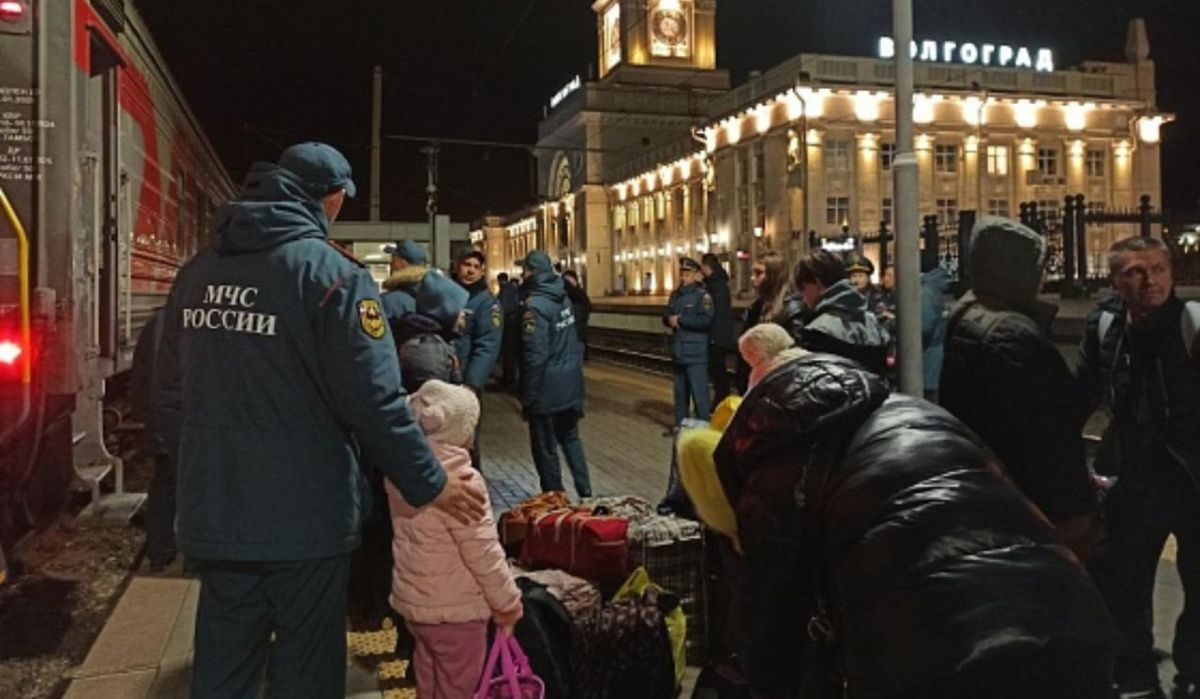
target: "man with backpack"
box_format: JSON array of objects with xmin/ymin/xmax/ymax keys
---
[{"xmin": 1080, "ymin": 235, "xmax": 1200, "ymax": 699}]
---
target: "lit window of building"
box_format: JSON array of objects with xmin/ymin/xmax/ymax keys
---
[
  {"xmin": 935, "ymin": 144, "xmax": 958, "ymax": 173},
  {"xmin": 1086, "ymin": 149, "xmax": 1106, "ymax": 178},
  {"xmin": 987, "ymin": 145, "xmax": 1009, "ymax": 176},
  {"xmin": 881, "ymin": 142, "xmax": 896, "ymax": 171},
  {"xmin": 1037, "ymin": 147, "xmax": 1060, "ymax": 176},
  {"xmin": 881, "ymin": 197, "xmax": 893, "ymax": 225},
  {"xmin": 936, "ymin": 198, "xmax": 959, "ymax": 225},
  {"xmin": 825, "ymin": 139, "xmax": 851, "ymax": 171},
  {"xmin": 826, "ymin": 196, "xmax": 851, "ymax": 226},
  {"xmin": 987, "ymin": 199, "xmax": 1010, "ymax": 217},
  {"xmin": 1036, "ymin": 200, "xmax": 1061, "ymax": 221}
]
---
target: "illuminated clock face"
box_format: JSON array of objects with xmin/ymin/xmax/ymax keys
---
[
  {"xmin": 657, "ymin": 10, "xmax": 686, "ymax": 43},
  {"xmin": 651, "ymin": 9, "xmax": 689, "ymax": 57}
]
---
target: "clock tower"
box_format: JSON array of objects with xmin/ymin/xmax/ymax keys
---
[
  {"xmin": 594, "ymin": 0, "xmax": 720, "ymax": 81},
  {"xmin": 529, "ymin": 0, "xmax": 728, "ymax": 298}
]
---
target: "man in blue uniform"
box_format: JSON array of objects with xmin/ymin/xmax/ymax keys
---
[
  {"xmin": 518, "ymin": 251, "xmax": 591, "ymax": 497},
  {"xmin": 663, "ymin": 257, "xmax": 715, "ymax": 434},
  {"xmin": 455, "ymin": 250, "xmax": 502, "ymax": 468},
  {"xmin": 380, "ymin": 240, "xmax": 428, "ymax": 321},
  {"xmin": 454, "ymin": 250, "xmax": 503, "ymax": 394},
  {"xmin": 153, "ymin": 142, "xmax": 486, "ymax": 699}
]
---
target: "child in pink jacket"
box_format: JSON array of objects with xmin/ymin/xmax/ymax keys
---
[{"xmin": 386, "ymin": 380, "xmax": 523, "ymax": 698}]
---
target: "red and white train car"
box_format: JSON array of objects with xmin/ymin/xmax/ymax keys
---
[{"xmin": 0, "ymin": 0, "xmax": 233, "ymax": 561}]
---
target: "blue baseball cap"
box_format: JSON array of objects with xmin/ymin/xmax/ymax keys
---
[
  {"xmin": 517, "ymin": 250, "xmax": 553, "ymax": 273},
  {"xmin": 384, "ymin": 240, "xmax": 428, "ymax": 265},
  {"xmin": 278, "ymin": 142, "xmax": 357, "ymax": 199}
]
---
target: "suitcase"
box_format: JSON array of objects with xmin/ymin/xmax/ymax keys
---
[
  {"xmin": 520, "ymin": 509, "xmax": 629, "ymax": 588},
  {"xmin": 500, "ymin": 491, "xmax": 572, "ymax": 556}
]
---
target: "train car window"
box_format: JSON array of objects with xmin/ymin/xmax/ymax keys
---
[{"xmin": 88, "ymin": 29, "xmax": 122, "ymax": 77}]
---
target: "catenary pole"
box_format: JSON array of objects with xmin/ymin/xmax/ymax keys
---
[{"xmin": 892, "ymin": 0, "xmax": 923, "ymax": 395}]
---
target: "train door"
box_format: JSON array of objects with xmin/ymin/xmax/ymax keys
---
[
  {"xmin": 89, "ymin": 31, "xmax": 120, "ymax": 364},
  {"xmin": 70, "ymin": 26, "xmax": 143, "ymax": 523}
]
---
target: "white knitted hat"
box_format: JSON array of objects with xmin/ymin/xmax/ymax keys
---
[
  {"xmin": 739, "ymin": 323, "xmax": 805, "ymax": 390},
  {"xmin": 407, "ymin": 380, "xmax": 480, "ymax": 449}
]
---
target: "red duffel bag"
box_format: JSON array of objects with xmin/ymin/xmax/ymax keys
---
[{"xmin": 520, "ymin": 508, "xmax": 630, "ymax": 587}]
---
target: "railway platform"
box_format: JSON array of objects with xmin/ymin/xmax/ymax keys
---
[
  {"xmin": 60, "ymin": 363, "xmax": 688, "ymax": 698},
  {"xmin": 58, "ymin": 360, "xmax": 1189, "ymax": 698}
]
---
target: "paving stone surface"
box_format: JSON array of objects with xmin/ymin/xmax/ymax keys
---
[{"xmin": 479, "ymin": 362, "xmax": 677, "ymax": 512}]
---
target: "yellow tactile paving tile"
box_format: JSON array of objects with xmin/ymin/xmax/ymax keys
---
[
  {"xmin": 377, "ymin": 659, "xmax": 408, "ymax": 681},
  {"xmin": 346, "ymin": 628, "xmax": 399, "ymax": 657}
]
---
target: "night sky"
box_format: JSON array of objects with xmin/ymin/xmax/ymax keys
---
[{"xmin": 134, "ymin": 0, "xmax": 1200, "ymax": 223}]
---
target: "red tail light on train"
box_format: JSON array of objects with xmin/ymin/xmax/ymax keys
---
[
  {"xmin": 0, "ymin": 1, "xmax": 25, "ymax": 23},
  {"xmin": 0, "ymin": 339, "xmax": 21, "ymax": 365}
]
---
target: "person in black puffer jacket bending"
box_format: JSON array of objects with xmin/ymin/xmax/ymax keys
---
[{"xmin": 713, "ymin": 350, "xmax": 1117, "ymax": 699}]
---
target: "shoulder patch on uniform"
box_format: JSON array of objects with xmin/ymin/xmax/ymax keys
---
[
  {"xmin": 523, "ymin": 309, "xmax": 536, "ymax": 335},
  {"xmin": 326, "ymin": 240, "xmax": 366, "ymax": 268},
  {"xmin": 357, "ymin": 299, "xmax": 387, "ymax": 339},
  {"xmin": 491, "ymin": 303, "xmax": 502, "ymax": 329},
  {"xmin": 702, "ymin": 293, "xmax": 713, "ymax": 311}
]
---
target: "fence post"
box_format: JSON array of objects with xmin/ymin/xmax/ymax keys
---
[
  {"xmin": 1074, "ymin": 194, "xmax": 1089, "ymax": 289},
  {"xmin": 1061, "ymin": 194, "xmax": 1077, "ymax": 296},
  {"xmin": 957, "ymin": 210, "xmax": 976, "ymax": 290},
  {"xmin": 1019, "ymin": 202, "xmax": 1030, "ymax": 228},
  {"xmin": 1140, "ymin": 194, "xmax": 1153, "ymax": 239},
  {"xmin": 878, "ymin": 221, "xmax": 890, "ymax": 274},
  {"xmin": 921, "ymin": 215, "xmax": 939, "ymax": 272}
]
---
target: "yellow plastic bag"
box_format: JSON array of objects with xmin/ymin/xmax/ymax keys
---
[{"xmin": 613, "ymin": 566, "xmax": 687, "ymax": 688}]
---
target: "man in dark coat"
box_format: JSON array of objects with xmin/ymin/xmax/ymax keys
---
[
  {"xmin": 153, "ymin": 143, "xmax": 486, "ymax": 699},
  {"xmin": 701, "ymin": 253, "xmax": 735, "ymax": 405},
  {"xmin": 518, "ymin": 251, "xmax": 591, "ymax": 497},
  {"xmin": 714, "ymin": 351, "xmax": 1116, "ymax": 699},
  {"xmin": 497, "ymin": 272, "xmax": 521, "ymax": 386},
  {"xmin": 791, "ymin": 251, "xmax": 890, "ymax": 375},
  {"xmin": 940, "ymin": 217, "xmax": 1097, "ymax": 557},
  {"xmin": 663, "ymin": 257, "xmax": 715, "ymax": 433},
  {"xmin": 1079, "ymin": 235, "xmax": 1200, "ymax": 699}
]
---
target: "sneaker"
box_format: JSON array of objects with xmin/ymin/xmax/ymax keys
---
[{"xmin": 662, "ymin": 426, "xmax": 679, "ymax": 437}]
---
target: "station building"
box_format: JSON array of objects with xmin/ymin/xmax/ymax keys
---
[{"xmin": 472, "ymin": 0, "xmax": 1170, "ymax": 296}]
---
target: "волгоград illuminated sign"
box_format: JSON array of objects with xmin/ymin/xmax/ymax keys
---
[{"xmin": 878, "ymin": 37, "xmax": 1055, "ymax": 73}]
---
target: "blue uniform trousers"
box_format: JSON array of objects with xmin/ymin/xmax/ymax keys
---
[
  {"xmin": 673, "ymin": 362, "xmax": 711, "ymax": 426},
  {"xmin": 529, "ymin": 411, "xmax": 592, "ymax": 497},
  {"xmin": 145, "ymin": 453, "xmax": 176, "ymax": 567},
  {"xmin": 192, "ymin": 554, "xmax": 351, "ymax": 699}
]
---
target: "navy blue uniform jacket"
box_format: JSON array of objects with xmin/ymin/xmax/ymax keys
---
[
  {"xmin": 153, "ymin": 164, "xmax": 445, "ymax": 562},
  {"xmin": 520, "ymin": 271, "xmax": 585, "ymax": 415},
  {"xmin": 455, "ymin": 279, "xmax": 503, "ymax": 390},
  {"xmin": 663, "ymin": 283, "xmax": 715, "ymax": 366}
]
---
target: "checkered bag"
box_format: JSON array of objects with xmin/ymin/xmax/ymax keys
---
[{"xmin": 628, "ymin": 522, "xmax": 708, "ymax": 665}]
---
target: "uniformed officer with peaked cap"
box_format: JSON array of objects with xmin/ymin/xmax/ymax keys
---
[{"xmin": 663, "ymin": 257, "xmax": 715, "ymax": 433}]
